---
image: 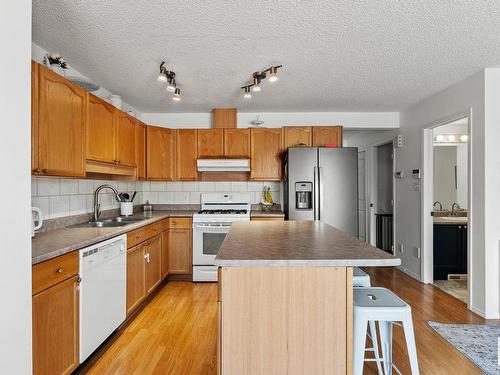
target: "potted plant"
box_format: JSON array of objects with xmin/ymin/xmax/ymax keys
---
[{"xmin": 43, "ymin": 53, "xmax": 68, "ymax": 76}]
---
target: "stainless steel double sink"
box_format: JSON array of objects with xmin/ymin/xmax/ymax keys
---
[{"xmin": 72, "ymin": 216, "xmax": 147, "ymax": 228}]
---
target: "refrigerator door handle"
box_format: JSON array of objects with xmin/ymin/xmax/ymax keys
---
[{"xmin": 314, "ymin": 166, "xmax": 320, "ymax": 220}]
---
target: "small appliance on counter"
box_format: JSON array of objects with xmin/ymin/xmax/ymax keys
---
[
  {"xmin": 192, "ymin": 193, "xmax": 251, "ymax": 282},
  {"xmin": 31, "ymin": 207, "xmax": 43, "ymax": 237}
]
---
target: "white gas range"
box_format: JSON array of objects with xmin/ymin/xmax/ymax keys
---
[{"xmin": 192, "ymin": 193, "xmax": 251, "ymax": 282}]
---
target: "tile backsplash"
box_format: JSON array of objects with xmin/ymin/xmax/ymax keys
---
[
  {"xmin": 31, "ymin": 177, "xmax": 144, "ymax": 220},
  {"xmin": 32, "ymin": 177, "xmax": 281, "ymax": 219},
  {"xmin": 142, "ymin": 181, "xmax": 281, "ymax": 205}
]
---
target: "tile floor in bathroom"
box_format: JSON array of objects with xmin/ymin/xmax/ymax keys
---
[{"xmin": 434, "ymin": 279, "xmax": 468, "ymax": 303}]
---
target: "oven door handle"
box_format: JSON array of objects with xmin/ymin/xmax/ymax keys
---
[{"xmin": 193, "ymin": 224, "xmax": 231, "ymax": 232}]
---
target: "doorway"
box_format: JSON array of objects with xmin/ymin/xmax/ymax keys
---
[
  {"xmin": 422, "ymin": 116, "xmax": 470, "ymax": 304},
  {"xmin": 366, "ymin": 142, "xmax": 395, "ymax": 252}
]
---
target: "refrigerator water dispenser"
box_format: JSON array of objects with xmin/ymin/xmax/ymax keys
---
[{"xmin": 295, "ymin": 182, "xmax": 313, "ymax": 209}]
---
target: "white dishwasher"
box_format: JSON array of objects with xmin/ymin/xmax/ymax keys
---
[{"xmin": 79, "ymin": 234, "xmax": 127, "ymax": 363}]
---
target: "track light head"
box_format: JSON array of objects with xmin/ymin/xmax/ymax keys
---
[
  {"xmin": 172, "ymin": 88, "xmax": 181, "ymax": 101},
  {"xmin": 166, "ymin": 77, "xmax": 176, "ymax": 93},
  {"xmin": 268, "ymin": 66, "xmax": 279, "ymax": 82},
  {"xmin": 157, "ymin": 61, "xmax": 168, "ymax": 82},
  {"xmin": 243, "ymin": 86, "xmax": 252, "ymax": 99}
]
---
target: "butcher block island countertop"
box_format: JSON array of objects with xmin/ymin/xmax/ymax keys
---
[{"xmin": 215, "ymin": 221, "xmax": 400, "ymax": 375}]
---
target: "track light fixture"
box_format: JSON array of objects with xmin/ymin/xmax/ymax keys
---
[
  {"xmin": 157, "ymin": 61, "xmax": 182, "ymax": 102},
  {"xmin": 241, "ymin": 65, "xmax": 282, "ymax": 98}
]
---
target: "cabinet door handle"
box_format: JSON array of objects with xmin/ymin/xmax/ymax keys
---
[
  {"xmin": 144, "ymin": 253, "xmax": 150, "ymax": 263},
  {"xmin": 56, "ymin": 267, "xmax": 63, "ymax": 274},
  {"xmin": 34, "ymin": 168, "xmax": 41, "ymax": 174}
]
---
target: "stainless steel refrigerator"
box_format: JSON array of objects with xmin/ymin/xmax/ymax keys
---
[{"xmin": 283, "ymin": 147, "xmax": 359, "ymax": 237}]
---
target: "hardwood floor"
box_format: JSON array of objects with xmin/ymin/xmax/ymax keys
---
[
  {"xmin": 82, "ymin": 281, "xmax": 218, "ymax": 375},
  {"xmin": 82, "ymin": 269, "xmax": 493, "ymax": 375}
]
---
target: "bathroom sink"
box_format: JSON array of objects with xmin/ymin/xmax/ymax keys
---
[{"xmin": 436, "ymin": 216, "xmax": 467, "ymax": 223}]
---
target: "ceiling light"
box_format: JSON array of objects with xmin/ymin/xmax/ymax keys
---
[
  {"xmin": 243, "ymin": 86, "xmax": 252, "ymax": 99},
  {"xmin": 435, "ymin": 135, "xmax": 444, "ymax": 142},
  {"xmin": 268, "ymin": 67, "xmax": 279, "ymax": 82},
  {"xmin": 172, "ymin": 88, "xmax": 181, "ymax": 101},
  {"xmin": 157, "ymin": 61, "xmax": 168, "ymax": 82},
  {"xmin": 167, "ymin": 78, "xmax": 176, "ymax": 93},
  {"xmin": 241, "ymin": 65, "xmax": 282, "ymax": 97},
  {"xmin": 460, "ymin": 135, "xmax": 469, "ymax": 142},
  {"xmin": 447, "ymin": 135, "xmax": 456, "ymax": 142}
]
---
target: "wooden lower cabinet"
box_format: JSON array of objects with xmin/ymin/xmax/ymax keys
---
[
  {"xmin": 145, "ymin": 235, "xmax": 162, "ymax": 294},
  {"xmin": 32, "ymin": 275, "xmax": 80, "ymax": 375},
  {"xmin": 126, "ymin": 243, "xmax": 147, "ymax": 315},
  {"xmin": 219, "ymin": 267, "xmax": 350, "ymax": 374},
  {"xmin": 167, "ymin": 219, "xmax": 192, "ymax": 275}
]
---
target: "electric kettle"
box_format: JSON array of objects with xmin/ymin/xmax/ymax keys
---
[{"xmin": 32, "ymin": 207, "xmax": 43, "ymax": 237}]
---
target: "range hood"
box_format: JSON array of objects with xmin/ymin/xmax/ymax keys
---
[{"xmin": 197, "ymin": 159, "xmax": 251, "ymax": 172}]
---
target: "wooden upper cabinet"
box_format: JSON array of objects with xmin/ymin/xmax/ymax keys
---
[
  {"xmin": 87, "ymin": 93, "xmax": 116, "ymax": 163},
  {"xmin": 250, "ymin": 128, "xmax": 282, "ymax": 181},
  {"xmin": 37, "ymin": 64, "xmax": 87, "ymax": 177},
  {"xmin": 283, "ymin": 126, "xmax": 312, "ymax": 149},
  {"xmin": 115, "ymin": 111, "xmax": 137, "ymax": 166},
  {"xmin": 146, "ymin": 126, "xmax": 175, "ymax": 181},
  {"xmin": 311, "ymin": 126, "xmax": 343, "ymax": 147},
  {"xmin": 224, "ymin": 129, "xmax": 250, "ymax": 158},
  {"xmin": 32, "ymin": 275, "xmax": 80, "ymax": 375},
  {"xmin": 198, "ymin": 129, "xmax": 224, "ymax": 158},
  {"xmin": 32, "ymin": 61, "xmax": 39, "ymax": 173},
  {"xmin": 212, "ymin": 108, "xmax": 237, "ymax": 128},
  {"xmin": 176, "ymin": 129, "xmax": 198, "ymax": 181},
  {"xmin": 136, "ymin": 122, "xmax": 146, "ymax": 180}
]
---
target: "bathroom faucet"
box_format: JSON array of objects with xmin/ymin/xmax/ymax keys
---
[
  {"xmin": 451, "ymin": 202, "xmax": 461, "ymax": 214},
  {"xmin": 433, "ymin": 201, "xmax": 443, "ymax": 211},
  {"xmin": 93, "ymin": 184, "xmax": 121, "ymax": 222}
]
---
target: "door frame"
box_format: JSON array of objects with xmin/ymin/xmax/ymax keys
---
[{"xmin": 421, "ymin": 110, "xmax": 472, "ymax": 308}]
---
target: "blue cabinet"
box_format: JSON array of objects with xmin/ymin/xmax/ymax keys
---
[{"xmin": 433, "ymin": 224, "xmax": 467, "ymax": 280}]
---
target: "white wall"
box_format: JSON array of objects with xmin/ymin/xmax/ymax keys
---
[
  {"xmin": 0, "ymin": 0, "xmax": 33, "ymax": 373},
  {"xmin": 142, "ymin": 112, "xmax": 399, "ymax": 129},
  {"xmin": 397, "ymin": 70, "xmax": 493, "ymax": 316},
  {"xmin": 32, "ymin": 43, "xmax": 141, "ymax": 118}
]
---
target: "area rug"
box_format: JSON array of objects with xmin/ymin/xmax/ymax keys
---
[{"xmin": 428, "ymin": 321, "xmax": 500, "ymax": 374}]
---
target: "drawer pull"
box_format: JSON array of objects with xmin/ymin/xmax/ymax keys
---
[{"xmin": 56, "ymin": 267, "xmax": 63, "ymax": 274}]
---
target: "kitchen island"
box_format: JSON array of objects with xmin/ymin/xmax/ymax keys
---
[{"xmin": 214, "ymin": 220, "xmax": 400, "ymax": 375}]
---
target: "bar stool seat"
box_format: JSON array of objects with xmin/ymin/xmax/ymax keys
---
[{"xmin": 353, "ymin": 287, "xmax": 419, "ymax": 375}]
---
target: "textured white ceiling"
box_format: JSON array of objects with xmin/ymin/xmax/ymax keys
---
[{"xmin": 33, "ymin": 1, "xmax": 500, "ymax": 113}]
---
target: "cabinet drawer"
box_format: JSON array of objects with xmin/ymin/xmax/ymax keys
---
[
  {"xmin": 145, "ymin": 221, "xmax": 162, "ymax": 238},
  {"xmin": 127, "ymin": 227, "xmax": 147, "ymax": 248},
  {"xmin": 32, "ymin": 251, "xmax": 79, "ymax": 295},
  {"xmin": 169, "ymin": 217, "xmax": 192, "ymax": 229}
]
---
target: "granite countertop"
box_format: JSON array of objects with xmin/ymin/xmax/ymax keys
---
[
  {"xmin": 250, "ymin": 210, "xmax": 285, "ymax": 218},
  {"xmin": 32, "ymin": 210, "xmax": 196, "ymax": 265},
  {"xmin": 433, "ymin": 217, "xmax": 468, "ymax": 225},
  {"xmin": 215, "ymin": 221, "xmax": 400, "ymax": 267}
]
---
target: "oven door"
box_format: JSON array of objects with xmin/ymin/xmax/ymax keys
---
[{"xmin": 192, "ymin": 223, "xmax": 231, "ymax": 266}]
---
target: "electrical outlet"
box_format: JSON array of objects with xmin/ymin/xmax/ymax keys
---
[
  {"xmin": 397, "ymin": 244, "xmax": 404, "ymax": 253},
  {"xmin": 415, "ymin": 247, "xmax": 421, "ymax": 258}
]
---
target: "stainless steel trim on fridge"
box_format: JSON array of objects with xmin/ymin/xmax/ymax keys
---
[{"xmin": 284, "ymin": 147, "xmax": 359, "ymax": 238}]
